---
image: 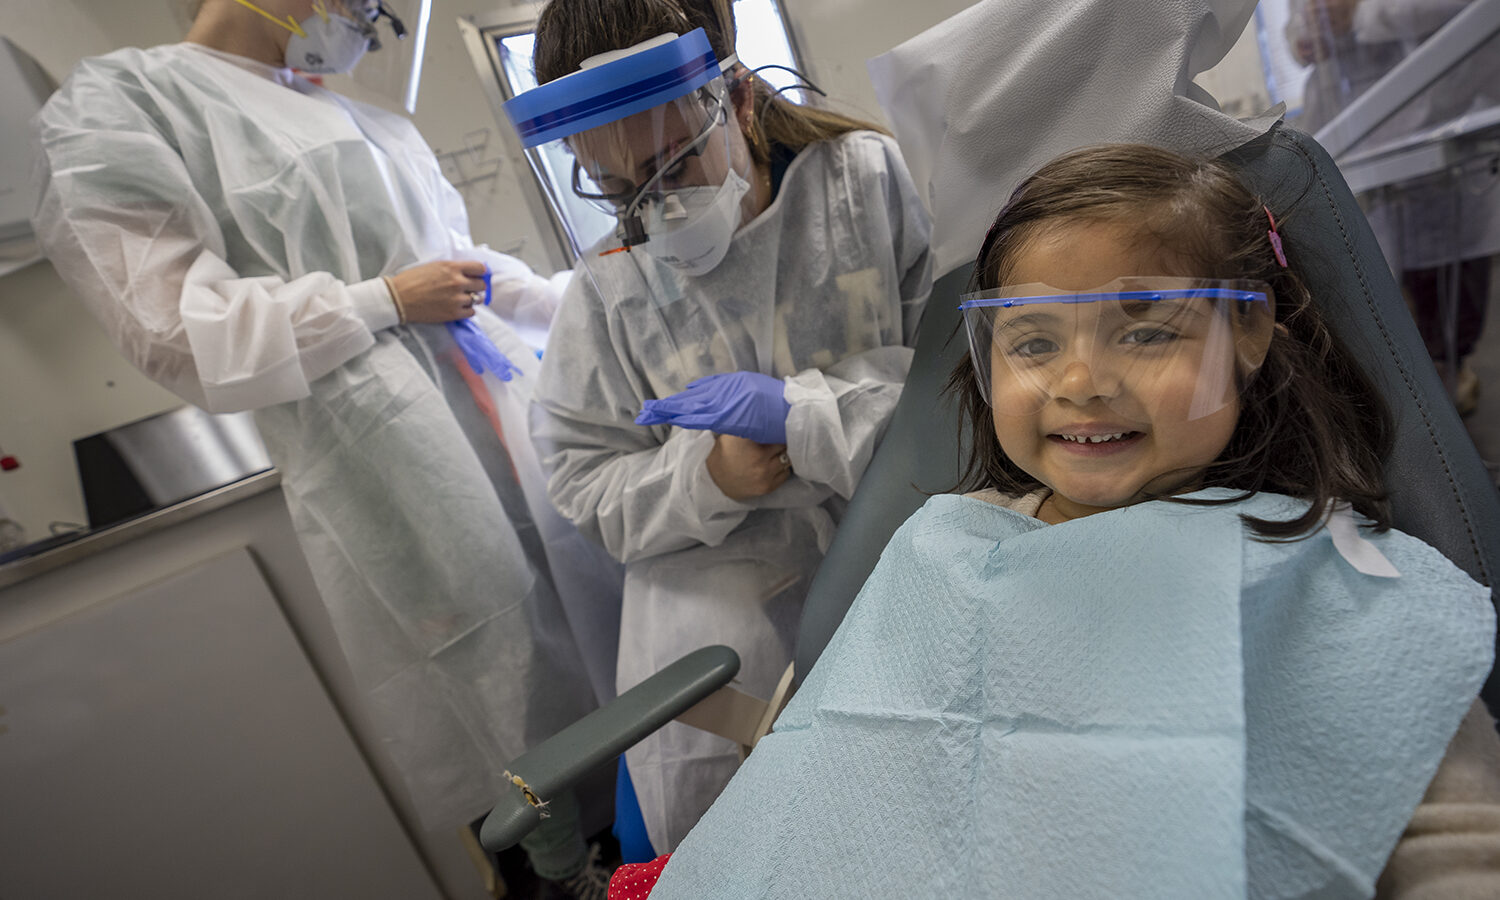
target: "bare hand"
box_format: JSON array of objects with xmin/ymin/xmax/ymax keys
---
[
  {"xmin": 705, "ymin": 435, "xmax": 791, "ymax": 500},
  {"xmin": 390, "ymin": 260, "xmax": 490, "ymax": 323}
]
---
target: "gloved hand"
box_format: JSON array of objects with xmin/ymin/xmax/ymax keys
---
[
  {"xmin": 636, "ymin": 371, "xmax": 791, "ymax": 444},
  {"xmin": 447, "ymin": 318, "xmax": 520, "ymax": 381}
]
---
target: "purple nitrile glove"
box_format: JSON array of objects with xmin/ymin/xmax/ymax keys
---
[
  {"xmin": 635, "ymin": 371, "xmax": 790, "ymax": 444},
  {"xmin": 447, "ymin": 318, "xmax": 519, "ymax": 381}
]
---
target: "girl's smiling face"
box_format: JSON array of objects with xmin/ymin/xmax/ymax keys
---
[{"xmin": 989, "ymin": 219, "xmax": 1244, "ymax": 523}]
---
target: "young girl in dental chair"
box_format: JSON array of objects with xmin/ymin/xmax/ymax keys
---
[{"xmin": 605, "ymin": 144, "xmax": 1500, "ymax": 899}]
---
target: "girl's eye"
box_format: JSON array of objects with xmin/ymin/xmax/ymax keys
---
[
  {"xmin": 1006, "ymin": 337, "xmax": 1060, "ymax": 359},
  {"xmin": 1121, "ymin": 327, "xmax": 1178, "ymax": 346}
]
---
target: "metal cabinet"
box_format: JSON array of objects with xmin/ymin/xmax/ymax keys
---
[{"xmin": 0, "ymin": 546, "xmax": 444, "ymax": 899}]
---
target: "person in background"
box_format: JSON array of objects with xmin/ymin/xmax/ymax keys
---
[
  {"xmin": 514, "ymin": 0, "xmax": 931, "ymax": 858},
  {"xmin": 1288, "ymin": 0, "xmax": 1500, "ymax": 416},
  {"xmin": 31, "ymin": 1, "xmax": 615, "ymax": 896}
]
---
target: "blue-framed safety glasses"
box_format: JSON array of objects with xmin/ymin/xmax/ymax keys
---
[{"xmin": 959, "ymin": 277, "xmax": 1276, "ymax": 420}]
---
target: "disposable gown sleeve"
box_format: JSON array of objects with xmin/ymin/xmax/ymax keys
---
[
  {"xmin": 30, "ymin": 72, "xmax": 390, "ymax": 414},
  {"xmin": 484, "ymin": 252, "xmax": 569, "ymax": 333},
  {"xmin": 782, "ymin": 134, "xmax": 933, "ymax": 499},
  {"xmin": 531, "ymin": 280, "xmax": 754, "ymax": 565}
]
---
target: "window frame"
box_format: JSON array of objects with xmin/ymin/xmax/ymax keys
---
[{"xmin": 457, "ymin": 4, "xmax": 574, "ymax": 272}]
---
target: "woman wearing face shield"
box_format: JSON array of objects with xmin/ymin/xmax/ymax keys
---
[
  {"xmin": 31, "ymin": 1, "xmax": 619, "ymax": 893},
  {"xmin": 512, "ymin": 0, "xmax": 933, "ymax": 855}
]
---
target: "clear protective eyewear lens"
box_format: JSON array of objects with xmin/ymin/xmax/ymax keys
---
[
  {"xmin": 959, "ymin": 279, "xmax": 1274, "ymax": 419},
  {"xmin": 570, "ymin": 85, "xmax": 729, "ymax": 219},
  {"xmin": 570, "ymin": 162, "xmax": 636, "ymax": 213}
]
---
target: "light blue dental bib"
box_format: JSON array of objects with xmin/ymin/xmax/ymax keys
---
[{"xmin": 651, "ymin": 491, "xmax": 1493, "ymax": 899}]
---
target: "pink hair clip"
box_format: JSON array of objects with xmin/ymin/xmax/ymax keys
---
[{"xmin": 1265, "ymin": 205, "xmax": 1289, "ymax": 268}]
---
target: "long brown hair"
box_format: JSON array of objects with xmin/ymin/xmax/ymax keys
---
[
  {"xmin": 532, "ymin": 0, "xmax": 885, "ymax": 165},
  {"xmin": 949, "ymin": 143, "xmax": 1393, "ymax": 539}
]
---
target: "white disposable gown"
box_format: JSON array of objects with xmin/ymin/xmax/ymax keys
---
[
  {"xmin": 32, "ymin": 43, "xmax": 619, "ymax": 828},
  {"xmin": 532, "ymin": 130, "xmax": 932, "ymax": 851}
]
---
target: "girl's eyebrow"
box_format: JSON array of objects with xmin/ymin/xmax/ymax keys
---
[
  {"xmin": 991, "ymin": 302, "xmax": 1207, "ymax": 335},
  {"xmin": 1118, "ymin": 299, "xmax": 1207, "ymax": 320},
  {"xmin": 993, "ymin": 311, "xmax": 1061, "ymax": 332}
]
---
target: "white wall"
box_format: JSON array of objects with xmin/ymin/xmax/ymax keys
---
[
  {"xmin": 1197, "ymin": 13, "xmax": 1275, "ymax": 118},
  {"xmin": 407, "ymin": 1, "xmax": 560, "ymax": 273},
  {"xmin": 0, "ymin": 0, "xmax": 1276, "ymax": 543},
  {"xmin": 783, "ymin": 0, "xmax": 977, "ymax": 126},
  {"xmin": 0, "ymin": 261, "xmax": 182, "ymax": 540}
]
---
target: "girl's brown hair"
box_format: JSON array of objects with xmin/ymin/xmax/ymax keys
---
[
  {"xmin": 950, "ymin": 143, "xmax": 1393, "ymax": 538},
  {"xmin": 532, "ymin": 0, "xmax": 885, "ymax": 166}
]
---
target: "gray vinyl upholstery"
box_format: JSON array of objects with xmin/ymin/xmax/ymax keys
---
[
  {"xmin": 1231, "ymin": 127, "xmax": 1500, "ymax": 706},
  {"xmin": 793, "ymin": 260, "xmax": 972, "ymax": 682},
  {"xmin": 795, "ymin": 124, "xmax": 1500, "ymax": 709}
]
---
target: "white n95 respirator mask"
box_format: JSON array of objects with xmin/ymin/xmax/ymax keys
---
[
  {"xmin": 640, "ymin": 167, "xmax": 750, "ymax": 277},
  {"xmin": 230, "ymin": 0, "xmax": 377, "ymax": 74},
  {"xmin": 284, "ymin": 7, "xmax": 376, "ymax": 74}
]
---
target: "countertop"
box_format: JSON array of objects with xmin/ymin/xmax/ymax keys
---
[{"xmin": 0, "ymin": 470, "xmax": 282, "ymax": 591}]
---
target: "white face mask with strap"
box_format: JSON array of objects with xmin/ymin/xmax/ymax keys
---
[
  {"xmin": 230, "ymin": 0, "xmax": 376, "ymax": 74},
  {"xmin": 639, "ymin": 165, "xmax": 751, "ymax": 277}
]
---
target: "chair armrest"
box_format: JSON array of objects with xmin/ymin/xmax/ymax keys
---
[{"xmin": 479, "ymin": 644, "xmax": 741, "ymax": 852}]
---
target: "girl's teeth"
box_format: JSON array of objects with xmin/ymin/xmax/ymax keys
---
[{"xmin": 1062, "ymin": 433, "xmax": 1128, "ymax": 443}]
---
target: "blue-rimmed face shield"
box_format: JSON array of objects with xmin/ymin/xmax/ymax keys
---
[
  {"xmin": 567, "ymin": 81, "xmax": 732, "ymax": 219},
  {"xmin": 960, "ymin": 277, "xmax": 1276, "ymax": 420},
  {"xmin": 504, "ymin": 30, "xmax": 753, "ymax": 267}
]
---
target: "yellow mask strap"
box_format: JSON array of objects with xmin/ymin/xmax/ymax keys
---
[{"xmin": 227, "ymin": 0, "xmax": 309, "ymax": 38}]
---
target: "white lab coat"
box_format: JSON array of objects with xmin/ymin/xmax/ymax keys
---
[
  {"xmin": 32, "ymin": 43, "xmax": 617, "ymax": 828},
  {"xmin": 532, "ymin": 130, "xmax": 932, "ymax": 851}
]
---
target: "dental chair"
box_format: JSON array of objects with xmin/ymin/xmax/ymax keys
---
[{"xmin": 479, "ymin": 123, "xmax": 1500, "ymax": 853}]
